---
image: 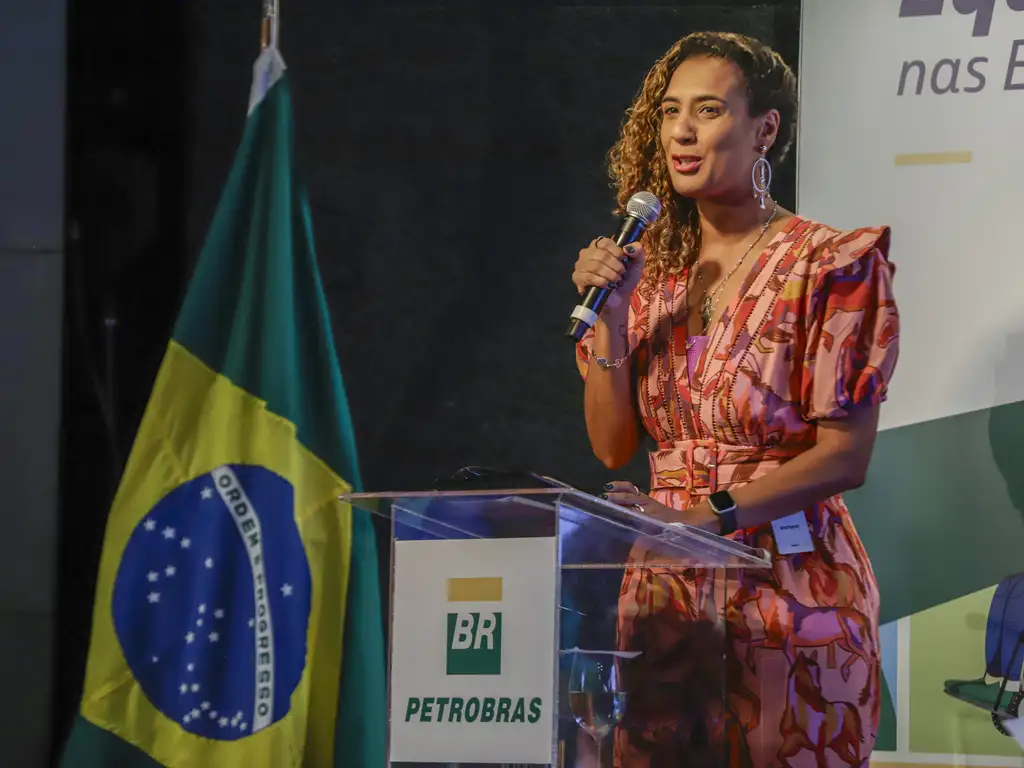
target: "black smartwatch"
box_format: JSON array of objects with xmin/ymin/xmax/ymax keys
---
[{"xmin": 707, "ymin": 491, "xmax": 738, "ymax": 536}]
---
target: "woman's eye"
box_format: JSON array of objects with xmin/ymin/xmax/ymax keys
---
[{"xmin": 699, "ymin": 105, "xmax": 721, "ymax": 116}]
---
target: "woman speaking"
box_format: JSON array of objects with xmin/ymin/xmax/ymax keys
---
[{"xmin": 571, "ymin": 31, "xmax": 900, "ymax": 767}]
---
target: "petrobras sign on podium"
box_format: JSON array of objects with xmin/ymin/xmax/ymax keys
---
[{"xmin": 388, "ymin": 536, "xmax": 558, "ymax": 764}]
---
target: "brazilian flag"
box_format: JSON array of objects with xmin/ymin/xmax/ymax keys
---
[{"xmin": 60, "ymin": 46, "xmax": 385, "ymax": 767}]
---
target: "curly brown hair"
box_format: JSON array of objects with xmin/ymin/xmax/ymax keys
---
[{"xmin": 608, "ymin": 31, "xmax": 798, "ymax": 282}]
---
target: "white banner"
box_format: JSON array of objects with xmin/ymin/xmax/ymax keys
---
[
  {"xmin": 799, "ymin": 3, "xmax": 1024, "ymax": 766},
  {"xmin": 388, "ymin": 537, "xmax": 558, "ymax": 764},
  {"xmin": 798, "ymin": 0, "xmax": 1024, "ymax": 432}
]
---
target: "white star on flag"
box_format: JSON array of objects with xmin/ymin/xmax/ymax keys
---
[
  {"xmin": 190, "ymin": 683, "xmax": 200, "ymax": 693},
  {"xmin": 187, "ymin": 663, "xmax": 195, "ymax": 672},
  {"xmin": 281, "ymin": 583, "xmax": 293, "ymax": 597},
  {"xmin": 204, "ymin": 557, "xmax": 214, "ymax": 569},
  {"xmin": 162, "ymin": 527, "xmax": 176, "ymax": 540},
  {"xmin": 209, "ymin": 632, "xmax": 220, "ymax": 643},
  {"xmin": 198, "ymin": 604, "xmax": 206, "ymax": 614},
  {"xmin": 214, "ymin": 609, "xmax": 224, "ymax": 619},
  {"xmin": 179, "ymin": 683, "xmax": 187, "ymax": 694},
  {"xmin": 201, "ymin": 701, "xmax": 210, "ymax": 710},
  {"xmin": 146, "ymin": 571, "xmax": 159, "ymax": 583},
  {"xmin": 201, "ymin": 487, "xmax": 213, "ymax": 500},
  {"xmin": 185, "ymin": 632, "xmax": 195, "ymax": 644},
  {"xmin": 147, "ymin": 592, "xmax": 160, "ymax": 604},
  {"xmin": 180, "ymin": 537, "xmax": 192, "ymax": 549},
  {"xmin": 143, "ymin": 519, "xmax": 156, "ymax": 532},
  {"xmin": 165, "ymin": 565, "xmax": 177, "ymax": 577}
]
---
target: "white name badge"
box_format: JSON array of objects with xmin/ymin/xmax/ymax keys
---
[{"xmin": 771, "ymin": 511, "xmax": 815, "ymax": 554}]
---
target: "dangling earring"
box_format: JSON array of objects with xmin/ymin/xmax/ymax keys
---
[{"xmin": 752, "ymin": 145, "xmax": 772, "ymax": 209}]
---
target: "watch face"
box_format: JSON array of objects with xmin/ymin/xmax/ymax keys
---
[{"xmin": 709, "ymin": 491, "xmax": 736, "ymax": 514}]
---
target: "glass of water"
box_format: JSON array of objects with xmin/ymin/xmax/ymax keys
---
[{"xmin": 564, "ymin": 650, "xmax": 630, "ymax": 767}]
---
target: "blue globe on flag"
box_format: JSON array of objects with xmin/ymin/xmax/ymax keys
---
[{"xmin": 112, "ymin": 464, "xmax": 312, "ymax": 740}]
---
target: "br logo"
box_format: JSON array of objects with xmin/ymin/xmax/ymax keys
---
[{"xmin": 445, "ymin": 576, "xmax": 503, "ymax": 676}]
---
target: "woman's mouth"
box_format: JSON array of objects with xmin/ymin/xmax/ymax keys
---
[{"xmin": 671, "ymin": 155, "xmax": 702, "ymax": 174}]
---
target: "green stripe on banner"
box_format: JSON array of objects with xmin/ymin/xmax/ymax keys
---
[
  {"xmin": 845, "ymin": 400, "xmax": 1024, "ymax": 751},
  {"xmin": 848, "ymin": 398, "xmax": 1024, "ymax": 625},
  {"xmin": 877, "ymin": 671, "xmax": 896, "ymax": 752}
]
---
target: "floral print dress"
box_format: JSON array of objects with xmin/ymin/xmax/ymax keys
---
[{"xmin": 576, "ymin": 217, "xmax": 900, "ymax": 767}]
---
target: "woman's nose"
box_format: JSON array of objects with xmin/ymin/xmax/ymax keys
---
[{"xmin": 669, "ymin": 115, "xmax": 696, "ymax": 144}]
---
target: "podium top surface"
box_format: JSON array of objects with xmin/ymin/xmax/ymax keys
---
[{"xmin": 341, "ymin": 487, "xmax": 771, "ymax": 569}]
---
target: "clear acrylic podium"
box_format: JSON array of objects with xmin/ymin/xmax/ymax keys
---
[{"xmin": 342, "ymin": 486, "xmax": 772, "ymax": 767}]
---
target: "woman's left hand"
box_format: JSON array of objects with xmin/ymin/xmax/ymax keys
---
[
  {"xmin": 603, "ymin": 481, "xmax": 678, "ymax": 522},
  {"xmin": 602, "ymin": 481, "xmax": 719, "ymax": 532}
]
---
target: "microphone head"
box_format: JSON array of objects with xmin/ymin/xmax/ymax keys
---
[{"xmin": 626, "ymin": 191, "xmax": 662, "ymax": 227}]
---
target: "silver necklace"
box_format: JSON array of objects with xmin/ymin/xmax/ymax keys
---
[
  {"xmin": 648, "ymin": 201, "xmax": 780, "ymax": 442},
  {"xmin": 685, "ymin": 200, "xmax": 778, "ymax": 350}
]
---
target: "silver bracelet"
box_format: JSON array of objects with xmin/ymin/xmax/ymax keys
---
[{"xmin": 592, "ymin": 352, "xmax": 629, "ymax": 370}]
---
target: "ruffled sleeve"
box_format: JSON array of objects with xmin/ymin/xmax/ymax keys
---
[
  {"xmin": 801, "ymin": 226, "xmax": 899, "ymax": 421},
  {"xmin": 574, "ymin": 287, "xmax": 649, "ymax": 381}
]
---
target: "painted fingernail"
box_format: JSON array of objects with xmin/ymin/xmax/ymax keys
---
[
  {"xmin": 604, "ymin": 483, "xmax": 614, "ymax": 490},
  {"xmin": 620, "ymin": 256, "xmax": 630, "ymax": 266},
  {"xmin": 601, "ymin": 493, "xmax": 609, "ymax": 499},
  {"xmin": 624, "ymin": 245, "xmax": 636, "ymax": 254}
]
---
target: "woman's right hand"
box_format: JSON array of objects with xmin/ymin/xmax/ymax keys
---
[{"xmin": 571, "ymin": 238, "xmax": 646, "ymax": 315}]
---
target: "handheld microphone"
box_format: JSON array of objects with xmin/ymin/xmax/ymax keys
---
[{"xmin": 566, "ymin": 191, "xmax": 662, "ymax": 342}]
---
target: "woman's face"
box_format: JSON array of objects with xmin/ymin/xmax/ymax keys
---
[{"xmin": 659, "ymin": 56, "xmax": 778, "ymax": 202}]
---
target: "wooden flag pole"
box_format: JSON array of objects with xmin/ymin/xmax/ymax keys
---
[{"xmin": 260, "ymin": 0, "xmax": 279, "ymax": 50}]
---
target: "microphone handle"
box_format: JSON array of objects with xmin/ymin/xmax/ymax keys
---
[{"xmin": 566, "ymin": 215, "xmax": 647, "ymax": 342}]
